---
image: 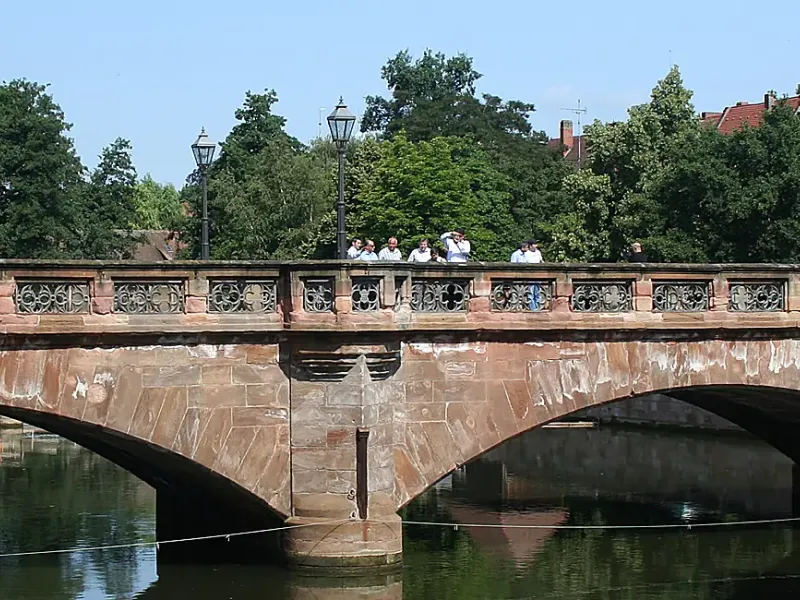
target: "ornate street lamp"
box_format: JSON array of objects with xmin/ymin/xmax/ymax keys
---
[
  {"xmin": 327, "ymin": 98, "xmax": 356, "ymax": 259},
  {"xmin": 191, "ymin": 128, "xmax": 217, "ymax": 260}
]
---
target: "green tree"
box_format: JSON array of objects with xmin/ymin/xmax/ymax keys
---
[
  {"xmin": 555, "ymin": 66, "xmax": 702, "ymax": 261},
  {"xmin": 78, "ymin": 138, "xmax": 139, "ymax": 259},
  {"xmin": 180, "ymin": 91, "xmax": 333, "ymax": 259},
  {"xmin": 355, "ymin": 134, "xmax": 517, "ymax": 261},
  {"xmin": 363, "ymin": 50, "xmax": 569, "ymax": 250},
  {"xmin": 655, "ymin": 100, "xmax": 800, "ymax": 262},
  {"xmin": 0, "ymin": 80, "xmax": 85, "ymax": 258},
  {"xmin": 541, "ymin": 171, "xmax": 613, "ymax": 262},
  {"xmin": 133, "ymin": 175, "xmax": 182, "ymax": 230}
]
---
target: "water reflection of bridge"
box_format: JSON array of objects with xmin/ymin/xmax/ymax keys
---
[
  {"xmin": 0, "ymin": 426, "xmax": 61, "ymax": 465},
  {"xmin": 428, "ymin": 427, "xmax": 795, "ymax": 572},
  {"xmin": 471, "ymin": 428, "xmax": 794, "ymax": 519}
]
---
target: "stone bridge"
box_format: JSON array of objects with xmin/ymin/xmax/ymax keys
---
[{"xmin": 2, "ymin": 260, "xmax": 800, "ymax": 571}]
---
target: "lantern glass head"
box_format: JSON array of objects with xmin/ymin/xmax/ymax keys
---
[
  {"xmin": 191, "ymin": 128, "xmax": 216, "ymax": 168},
  {"xmin": 327, "ymin": 97, "xmax": 356, "ymax": 146}
]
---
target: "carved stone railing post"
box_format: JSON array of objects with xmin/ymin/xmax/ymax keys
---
[
  {"xmin": 789, "ymin": 274, "xmax": 800, "ymax": 312},
  {"xmin": 469, "ymin": 272, "xmax": 492, "ymax": 313},
  {"xmin": 634, "ymin": 276, "xmax": 653, "ymax": 312},
  {"xmin": 334, "ymin": 270, "xmax": 353, "ymax": 314},
  {"xmin": 711, "ymin": 274, "xmax": 729, "ymax": 311},
  {"xmin": 552, "ymin": 276, "xmax": 572, "ymax": 313},
  {"xmin": 92, "ymin": 274, "xmax": 114, "ymax": 315},
  {"xmin": 0, "ymin": 274, "xmax": 14, "ymax": 315},
  {"xmin": 186, "ymin": 275, "xmax": 208, "ymax": 313}
]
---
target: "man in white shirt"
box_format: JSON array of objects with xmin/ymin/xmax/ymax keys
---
[
  {"xmin": 510, "ymin": 242, "xmax": 530, "ymax": 263},
  {"xmin": 378, "ymin": 237, "xmax": 402, "ymax": 260},
  {"xmin": 525, "ymin": 240, "xmax": 543, "ymax": 263},
  {"xmin": 346, "ymin": 238, "xmax": 362, "ymax": 259},
  {"xmin": 358, "ymin": 240, "xmax": 379, "ymax": 261},
  {"xmin": 440, "ymin": 229, "xmax": 470, "ymax": 262},
  {"xmin": 408, "ymin": 239, "xmax": 431, "ymax": 263}
]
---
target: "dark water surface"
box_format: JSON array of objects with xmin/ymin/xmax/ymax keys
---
[{"xmin": 2, "ymin": 425, "xmax": 800, "ymax": 599}]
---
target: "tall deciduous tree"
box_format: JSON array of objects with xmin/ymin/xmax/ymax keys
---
[
  {"xmin": 549, "ymin": 66, "xmax": 702, "ymax": 261},
  {"xmin": 133, "ymin": 175, "xmax": 182, "ymax": 230},
  {"xmin": 79, "ymin": 138, "xmax": 139, "ymax": 259},
  {"xmin": 363, "ymin": 50, "xmax": 569, "ymax": 246},
  {"xmin": 0, "ymin": 80, "xmax": 85, "ymax": 258},
  {"xmin": 355, "ymin": 134, "xmax": 518, "ymax": 261},
  {"xmin": 180, "ymin": 91, "xmax": 333, "ymax": 259}
]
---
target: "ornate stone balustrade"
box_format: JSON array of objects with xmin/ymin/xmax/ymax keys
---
[{"xmin": 1, "ymin": 260, "xmax": 799, "ymax": 334}]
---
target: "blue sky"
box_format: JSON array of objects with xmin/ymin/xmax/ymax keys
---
[{"xmin": 2, "ymin": 0, "xmax": 797, "ymax": 186}]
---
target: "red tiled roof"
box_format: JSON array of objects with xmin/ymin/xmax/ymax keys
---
[
  {"xmin": 700, "ymin": 112, "xmax": 723, "ymax": 128},
  {"xmin": 548, "ymin": 135, "xmax": 588, "ymax": 166},
  {"xmin": 714, "ymin": 96, "xmax": 799, "ymax": 134}
]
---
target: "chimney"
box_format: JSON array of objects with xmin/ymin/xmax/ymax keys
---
[
  {"xmin": 735, "ymin": 101, "xmax": 748, "ymax": 106},
  {"xmin": 764, "ymin": 92, "xmax": 775, "ymax": 109},
  {"xmin": 559, "ymin": 120, "xmax": 574, "ymax": 152}
]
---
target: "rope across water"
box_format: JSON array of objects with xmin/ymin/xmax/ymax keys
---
[{"xmin": 1, "ymin": 515, "xmax": 799, "ymax": 559}]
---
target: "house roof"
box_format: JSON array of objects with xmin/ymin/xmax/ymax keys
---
[
  {"xmin": 129, "ymin": 230, "xmax": 180, "ymax": 261},
  {"xmin": 548, "ymin": 135, "xmax": 588, "ymax": 167},
  {"xmin": 709, "ymin": 96, "xmax": 800, "ymax": 134}
]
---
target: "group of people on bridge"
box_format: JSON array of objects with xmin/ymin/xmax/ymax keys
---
[
  {"xmin": 347, "ymin": 230, "xmax": 649, "ymax": 265},
  {"xmin": 347, "ymin": 229, "xmax": 545, "ymax": 264}
]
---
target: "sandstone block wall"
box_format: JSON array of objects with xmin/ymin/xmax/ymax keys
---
[{"xmin": 0, "ymin": 342, "xmax": 291, "ymax": 516}]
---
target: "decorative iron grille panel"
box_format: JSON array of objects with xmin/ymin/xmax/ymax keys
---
[
  {"xmin": 114, "ymin": 281, "xmax": 184, "ymax": 314},
  {"xmin": 351, "ymin": 278, "xmax": 380, "ymax": 312},
  {"xmin": 410, "ymin": 279, "xmax": 469, "ymax": 312},
  {"xmin": 303, "ymin": 278, "xmax": 334, "ymax": 313},
  {"xmin": 652, "ymin": 282, "xmax": 709, "ymax": 312},
  {"xmin": 491, "ymin": 280, "xmax": 553, "ymax": 312},
  {"xmin": 728, "ymin": 281, "xmax": 785, "ymax": 312},
  {"xmin": 208, "ymin": 280, "xmax": 277, "ymax": 313},
  {"xmin": 15, "ymin": 281, "xmax": 90, "ymax": 314},
  {"xmin": 571, "ymin": 282, "xmax": 632, "ymax": 313}
]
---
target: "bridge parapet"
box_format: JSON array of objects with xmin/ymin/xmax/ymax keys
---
[{"xmin": 1, "ymin": 261, "xmax": 800, "ymax": 334}]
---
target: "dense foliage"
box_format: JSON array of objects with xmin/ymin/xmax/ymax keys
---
[
  {"xmin": 0, "ymin": 80, "xmax": 138, "ymax": 258},
  {"xmin": 3, "ymin": 56, "xmax": 800, "ymax": 263}
]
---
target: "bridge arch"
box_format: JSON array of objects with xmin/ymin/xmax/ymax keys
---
[
  {"xmin": 394, "ymin": 337, "xmax": 800, "ymax": 508},
  {"xmin": 0, "ymin": 341, "xmax": 291, "ymax": 557}
]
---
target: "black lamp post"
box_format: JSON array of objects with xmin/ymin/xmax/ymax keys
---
[
  {"xmin": 327, "ymin": 98, "xmax": 356, "ymax": 259},
  {"xmin": 191, "ymin": 128, "xmax": 217, "ymax": 260}
]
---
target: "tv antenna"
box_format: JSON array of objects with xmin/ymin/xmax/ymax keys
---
[
  {"xmin": 318, "ymin": 107, "xmax": 326, "ymax": 139},
  {"xmin": 561, "ymin": 99, "xmax": 588, "ymax": 168}
]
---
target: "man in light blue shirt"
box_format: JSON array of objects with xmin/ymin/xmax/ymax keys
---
[
  {"xmin": 510, "ymin": 242, "xmax": 530, "ymax": 262},
  {"xmin": 358, "ymin": 240, "xmax": 379, "ymax": 261}
]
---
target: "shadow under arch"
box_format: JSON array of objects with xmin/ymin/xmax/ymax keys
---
[
  {"xmin": 400, "ymin": 384, "xmax": 800, "ymax": 510},
  {"xmin": 0, "ymin": 405, "xmax": 285, "ymax": 564}
]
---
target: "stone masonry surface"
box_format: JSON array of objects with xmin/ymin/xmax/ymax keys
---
[{"xmin": 4, "ymin": 261, "xmax": 800, "ymax": 568}]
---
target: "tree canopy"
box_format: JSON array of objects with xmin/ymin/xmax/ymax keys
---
[
  {"xmin": 0, "ymin": 80, "xmax": 138, "ymax": 259},
  {"xmin": 5, "ymin": 57, "xmax": 800, "ymax": 265},
  {"xmin": 179, "ymin": 91, "xmax": 334, "ymax": 259}
]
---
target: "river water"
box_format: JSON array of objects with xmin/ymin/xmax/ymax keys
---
[{"xmin": 2, "ymin": 424, "xmax": 800, "ymax": 599}]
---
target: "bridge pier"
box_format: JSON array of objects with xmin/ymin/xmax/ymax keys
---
[
  {"xmin": 284, "ymin": 343, "xmax": 405, "ymax": 573},
  {"xmin": 283, "ymin": 495, "xmax": 402, "ymax": 573}
]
